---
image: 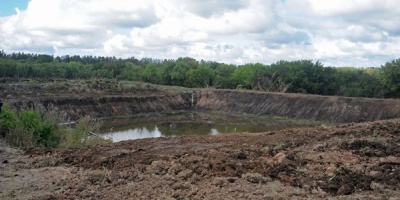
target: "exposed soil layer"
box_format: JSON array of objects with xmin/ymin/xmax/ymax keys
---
[
  {"xmin": 1, "ymin": 81, "xmax": 192, "ymax": 120},
  {"xmin": 2, "ymin": 81, "xmax": 400, "ymax": 123},
  {"xmin": 196, "ymin": 90, "xmax": 400, "ymax": 123},
  {"xmin": 1, "ymin": 119, "xmax": 399, "ymax": 199}
]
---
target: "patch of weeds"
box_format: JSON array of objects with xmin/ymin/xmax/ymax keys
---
[
  {"xmin": 268, "ymin": 143, "xmax": 285, "ymax": 155},
  {"xmin": 1, "ymin": 101, "xmax": 112, "ymax": 148},
  {"xmin": 60, "ymin": 116, "xmax": 111, "ymax": 147},
  {"xmin": 86, "ymin": 168, "xmax": 109, "ymax": 185},
  {"xmin": 370, "ymin": 181, "xmax": 386, "ymax": 193},
  {"xmin": 5, "ymin": 126, "xmax": 35, "ymax": 148},
  {"xmin": 35, "ymin": 156, "xmax": 60, "ymax": 167},
  {"xmin": 21, "ymin": 79, "xmax": 39, "ymax": 84},
  {"xmin": 1, "ymin": 103, "xmax": 65, "ymax": 148},
  {"xmin": 272, "ymin": 143, "xmax": 284, "ymax": 151},
  {"xmin": 242, "ymin": 172, "xmax": 269, "ymax": 184},
  {"xmin": 270, "ymin": 182, "xmax": 279, "ymax": 196},
  {"xmin": 1, "ymin": 189, "xmax": 16, "ymax": 199},
  {"xmin": 295, "ymin": 151, "xmax": 303, "ymax": 158},
  {"xmin": 162, "ymin": 197, "xmax": 176, "ymax": 200},
  {"xmin": 372, "ymin": 130, "xmax": 385, "ymax": 144},
  {"xmin": 45, "ymin": 82, "xmax": 68, "ymax": 92}
]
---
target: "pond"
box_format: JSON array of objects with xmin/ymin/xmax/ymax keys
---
[{"xmin": 99, "ymin": 111, "xmax": 313, "ymax": 142}]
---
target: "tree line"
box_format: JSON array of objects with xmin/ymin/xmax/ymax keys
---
[{"xmin": 1, "ymin": 50, "xmax": 400, "ymax": 98}]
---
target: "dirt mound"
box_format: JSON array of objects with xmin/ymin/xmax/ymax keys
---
[{"xmin": 2, "ymin": 119, "xmax": 399, "ymax": 199}]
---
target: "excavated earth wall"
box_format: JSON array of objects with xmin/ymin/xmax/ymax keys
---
[
  {"xmin": 8, "ymin": 89, "xmax": 400, "ymax": 123},
  {"xmin": 10, "ymin": 93, "xmax": 192, "ymax": 120},
  {"xmin": 195, "ymin": 90, "xmax": 400, "ymax": 123}
]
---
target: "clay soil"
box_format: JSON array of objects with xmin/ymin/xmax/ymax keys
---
[{"xmin": 1, "ymin": 118, "xmax": 399, "ymax": 199}]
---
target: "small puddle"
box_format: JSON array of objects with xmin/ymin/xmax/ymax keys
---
[{"xmin": 100, "ymin": 111, "xmax": 312, "ymax": 142}]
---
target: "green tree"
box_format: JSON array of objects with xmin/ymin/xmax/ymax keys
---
[
  {"xmin": 185, "ymin": 65, "xmax": 215, "ymax": 88},
  {"xmin": 381, "ymin": 58, "xmax": 400, "ymax": 98},
  {"xmin": 170, "ymin": 61, "xmax": 190, "ymax": 86},
  {"xmin": 268, "ymin": 60, "xmax": 324, "ymax": 94},
  {"xmin": 0, "ymin": 58, "xmax": 17, "ymax": 77},
  {"xmin": 141, "ymin": 63, "xmax": 158, "ymax": 83},
  {"xmin": 214, "ymin": 63, "xmax": 236, "ymax": 89},
  {"xmin": 37, "ymin": 54, "xmax": 54, "ymax": 63},
  {"xmin": 157, "ymin": 60, "xmax": 175, "ymax": 85},
  {"xmin": 117, "ymin": 63, "xmax": 143, "ymax": 81},
  {"xmin": 232, "ymin": 63, "xmax": 266, "ymax": 89}
]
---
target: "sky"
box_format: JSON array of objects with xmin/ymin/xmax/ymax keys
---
[{"xmin": 0, "ymin": 0, "xmax": 399, "ymax": 67}]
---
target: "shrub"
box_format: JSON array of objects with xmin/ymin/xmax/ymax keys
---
[
  {"xmin": 0, "ymin": 102, "xmax": 111, "ymax": 148},
  {"xmin": 6, "ymin": 126, "xmax": 35, "ymax": 148},
  {"xmin": 60, "ymin": 116, "xmax": 111, "ymax": 147},
  {"xmin": 0, "ymin": 103, "xmax": 17, "ymax": 137},
  {"xmin": 0, "ymin": 103, "xmax": 63, "ymax": 148}
]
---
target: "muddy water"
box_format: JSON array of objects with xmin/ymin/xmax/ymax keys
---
[{"xmin": 100, "ymin": 112, "xmax": 311, "ymax": 142}]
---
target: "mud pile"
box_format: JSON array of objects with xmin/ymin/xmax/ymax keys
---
[{"xmin": 3, "ymin": 118, "xmax": 398, "ymax": 199}]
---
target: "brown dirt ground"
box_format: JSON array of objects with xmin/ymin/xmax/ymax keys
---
[{"xmin": 1, "ymin": 118, "xmax": 399, "ymax": 199}]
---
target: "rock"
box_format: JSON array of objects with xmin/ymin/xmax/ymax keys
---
[
  {"xmin": 369, "ymin": 171, "xmax": 380, "ymax": 177},
  {"xmin": 177, "ymin": 169, "xmax": 193, "ymax": 180},
  {"xmin": 336, "ymin": 184, "xmax": 353, "ymax": 195},
  {"xmin": 313, "ymin": 144, "xmax": 324, "ymax": 151},
  {"xmin": 149, "ymin": 160, "xmax": 169, "ymax": 175},
  {"xmin": 237, "ymin": 151, "xmax": 247, "ymax": 160},
  {"xmin": 261, "ymin": 146, "xmax": 270, "ymax": 153},
  {"xmin": 272, "ymin": 152, "xmax": 286, "ymax": 165},
  {"xmin": 370, "ymin": 182, "xmax": 384, "ymax": 192}
]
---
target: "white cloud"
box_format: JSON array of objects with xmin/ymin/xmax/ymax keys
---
[{"xmin": 0, "ymin": 0, "xmax": 399, "ymax": 67}]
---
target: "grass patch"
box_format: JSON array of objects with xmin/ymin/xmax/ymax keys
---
[{"xmin": 43, "ymin": 79, "xmax": 162, "ymax": 95}]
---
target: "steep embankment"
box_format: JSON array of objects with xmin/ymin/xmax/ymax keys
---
[
  {"xmin": 195, "ymin": 90, "xmax": 400, "ymax": 123},
  {"xmin": 7, "ymin": 88, "xmax": 400, "ymax": 123},
  {"xmin": 9, "ymin": 92, "xmax": 193, "ymax": 120}
]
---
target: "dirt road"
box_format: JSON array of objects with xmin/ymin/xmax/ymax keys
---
[{"xmin": 1, "ymin": 118, "xmax": 399, "ymax": 199}]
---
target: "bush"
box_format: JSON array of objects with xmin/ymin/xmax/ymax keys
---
[
  {"xmin": 0, "ymin": 103, "xmax": 63, "ymax": 148},
  {"xmin": 0, "ymin": 103, "xmax": 17, "ymax": 137},
  {"xmin": 6, "ymin": 126, "xmax": 35, "ymax": 148},
  {"xmin": 60, "ymin": 116, "xmax": 111, "ymax": 147},
  {"xmin": 0, "ymin": 102, "xmax": 111, "ymax": 148}
]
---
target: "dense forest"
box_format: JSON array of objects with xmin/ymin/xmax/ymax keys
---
[{"xmin": 1, "ymin": 50, "xmax": 399, "ymax": 98}]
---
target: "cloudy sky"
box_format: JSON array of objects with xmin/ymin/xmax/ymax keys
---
[{"xmin": 0, "ymin": 0, "xmax": 399, "ymax": 67}]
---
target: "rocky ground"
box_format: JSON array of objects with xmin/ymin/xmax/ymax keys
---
[{"xmin": 1, "ymin": 118, "xmax": 399, "ymax": 199}]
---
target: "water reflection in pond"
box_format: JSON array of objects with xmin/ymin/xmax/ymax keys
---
[{"xmin": 100, "ymin": 112, "xmax": 309, "ymax": 142}]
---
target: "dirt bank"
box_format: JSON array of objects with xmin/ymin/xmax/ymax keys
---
[
  {"xmin": 1, "ymin": 119, "xmax": 399, "ymax": 199},
  {"xmin": 2, "ymin": 84, "xmax": 194, "ymax": 120},
  {"xmin": 196, "ymin": 90, "xmax": 400, "ymax": 123},
  {"xmin": 4, "ymin": 83, "xmax": 400, "ymax": 123}
]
